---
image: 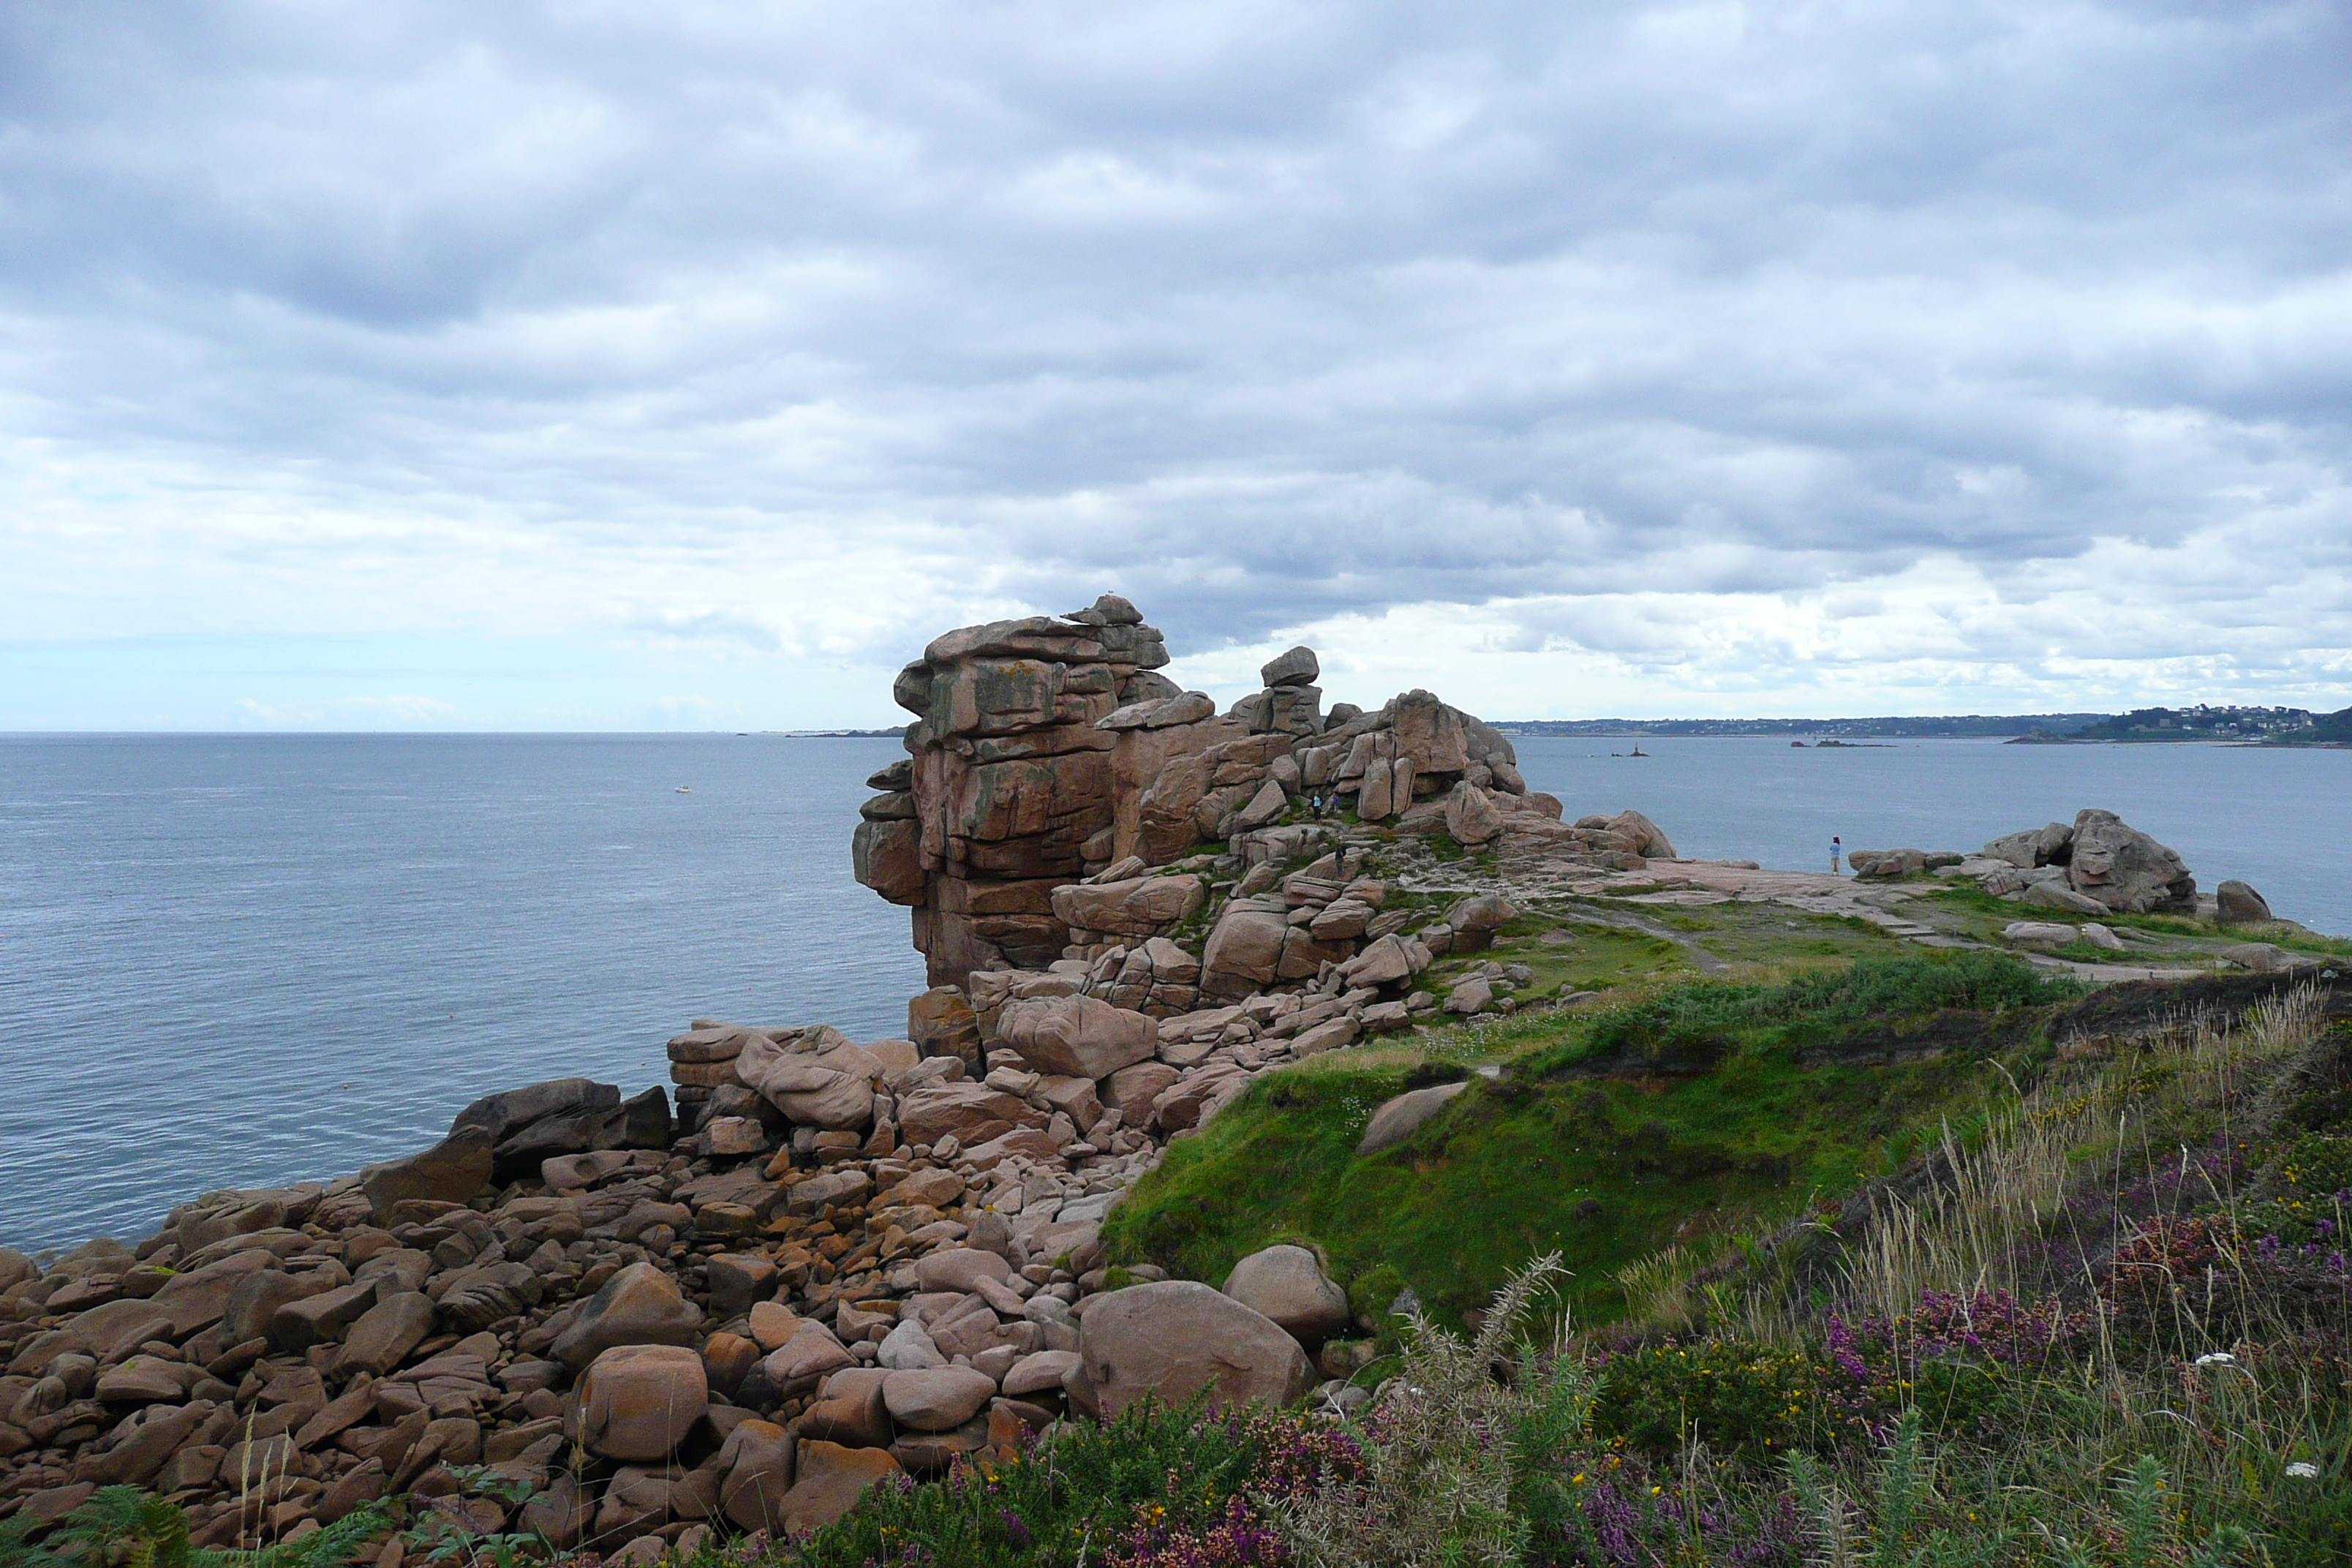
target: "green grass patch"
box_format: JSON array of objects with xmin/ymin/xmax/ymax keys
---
[
  {"xmin": 1512, "ymin": 949, "xmax": 2082, "ymax": 1079},
  {"xmin": 1100, "ymin": 956, "xmax": 2057, "ymax": 1325}
]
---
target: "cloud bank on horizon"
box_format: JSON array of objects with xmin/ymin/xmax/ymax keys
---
[{"xmin": 2, "ymin": 0, "xmax": 2348, "ymax": 728}]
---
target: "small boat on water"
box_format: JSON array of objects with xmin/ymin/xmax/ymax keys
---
[{"xmin": 676, "ymin": 785, "xmax": 692, "ymax": 794}]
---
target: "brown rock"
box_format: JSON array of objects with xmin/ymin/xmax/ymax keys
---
[
  {"xmin": 705, "ymin": 1254, "xmax": 780, "ymax": 1320},
  {"xmin": 1356, "ymin": 1081, "xmax": 1469, "ymax": 1154},
  {"xmin": 1051, "ymin": 875, "xmax": 1207, "ymax": 938},
  {"xmin": 550, "ymin": 1262, "xmax": 704, "ymax": 1371},
  {"xmin": 897, "ymin": 1083, "xmax": 1041, "ymax": 1145},
  {"xmin": 1605, "ymin": 809, "xmax": 1677, "ymax": 859},
  {"xmin": 222, "ymin": 1268, "xmax": 333, "ymax": 1347},
  {"xmin": 882, "ymin": 1366, "xmax": 997, "ymax": 1432},
  {"xmin": 1223, "ymin": 1245, "xmax": 1350, "ymax": 1346},
  {"xmin": 912, "ymin": 1248, "xmax": 1013, "ymax": 1293},
  {"xmin": 1199, "ymin": 907, "xmax": 1289, "ymax": 997},
  {"xmin": 148, "ymin": 1249, "xmax": 279, "ymax": 1338},
  {"xmin": 717, "ymin": 1417, "xmax": 798, "ymax": 1532},
  {"xmin": 853, "ymin": 818, "xmax": 925, "ymax": 905},
  {"xmin": 1444, "ymin": 782, "xmax": 1505, "ymax": 846},
  {"xmin": 1105, "ymin": 1060, "xmax": 1180, "ymax": 1115},
  {"xmin": 315, "ymin": 1458, "xmax": 387, "ymax": 1524},
  {"xmin": 702, "ymin": 1332, "xmax": 761, "ymax": 1398},
  {"xmin": 761, "ymin": 1321, "xmax": 854, "ymax": 1390},
  {"xmin": 360, "ymin": 1127, "xmax": 494, "ymax": 1222},
  {"xmin": 778, "ymin": 1441, "xmax": 903, "ymax": 1536},
  {"xmin": 738, "ymin": 1026, "xmax": 882, "ymax": 1129},
  {"xmin": 2066, "ymin": 809, "xmax": 2195, "ymax": 913},
  {"xmin": 519, "ymin": 1471, "xmax": 592, "ymax": 1549},
  {"xmin": 78, "ymin": 1400, "xmax": 213, "ymax": 1485},
  {"xmin": 996, "ymin": 995, "xmax": 1158, "ymax": 1079},
  {"xmin": 574, "ymin": 1343, "xmax": 709, "ymax": 1462},
  {"xmin": 92, "ymin": 1356, "xmax": 192, "ymax": 1404},
  {"xmin": 269, "ymin": 1279, "xmax": 380, "ymax": 1352},
  {"xmin": 1077, "ymin": 1281, "xmax": 1311, "ymax": 1416},
  {"xmin": 1000, "ymin": 1349, "xmax": 1082, "ymax": 1398},
  {"xmin": 2215, "ymin": 879, "xmax": 2272, "ymax": 924},
  {"xmin": 908, "ymin": 987, "xmax": 982, "ymax": 1063},
  {"xmin": 800, "ymin": 1371, "xmax": 892, "ymax": 1447},
  {"xmin": 748, "ymin": 1300, "xmax": 800, "ymax": 1352},
  {"xmin": 592, "ymin": 1464, "xmax": 675, "ymax": 1543},
  {"xmin": 341, "ymin": 1292, "xmax": 435, "ymax": 1376}
]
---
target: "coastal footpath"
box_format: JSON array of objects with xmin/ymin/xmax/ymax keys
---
[{"xmin": 0, "ymin": 596, "xmax": 2340, "ymax": 1558}]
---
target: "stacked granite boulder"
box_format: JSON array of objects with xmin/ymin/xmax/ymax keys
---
[
  {"xmin": 852, "ymin": 595, "xmax": 1175, "ymax": 985},
  {"xmin": 854, "ymin": 604, "xmax": 1656, "ymax": 991}
]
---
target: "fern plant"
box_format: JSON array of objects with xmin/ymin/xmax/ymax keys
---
[{"xmin": 0, "ymin": 1488, "xmax": 397, "ymax": 1568}]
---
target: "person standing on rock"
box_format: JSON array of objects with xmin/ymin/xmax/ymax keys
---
[{"xmin": 1830, "ymin": 836, "xmax": 1843, "ymax": 875}]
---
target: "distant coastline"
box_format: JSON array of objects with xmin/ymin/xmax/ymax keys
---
[{"xmin": 1496, "ymin": 702, "xmax": 2352, "ymax": 746}]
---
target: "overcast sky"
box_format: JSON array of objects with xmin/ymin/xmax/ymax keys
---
[{"xmin": 3, "ymin": 1, "xmax": 2347, "ymax": 728}]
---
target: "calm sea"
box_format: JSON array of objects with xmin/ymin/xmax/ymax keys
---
[{"xmin": 0, "ymin": 732, "xmax": 2343, "ymax": 1254}]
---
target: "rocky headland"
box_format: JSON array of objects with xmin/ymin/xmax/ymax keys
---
[{"xmin": 0, "ymin": 595, "xmax": 2340, "ymax": 1558}]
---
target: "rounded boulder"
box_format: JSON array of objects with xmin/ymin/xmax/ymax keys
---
[
  {"xmin": 882, "ymin": 1365, "xmax": 999, "ymax": 1432},
  {"xmin": 573, "ymin": 1343, "xmax": 709, "ymax": 1462},
  {"xmin": 1222, "ymin": 1245, "xmax": 1351, "ymax": 1347},
  {"xmin": 1078, "ymin": 1280, "xmax": 1311, "ymax": 1417}
]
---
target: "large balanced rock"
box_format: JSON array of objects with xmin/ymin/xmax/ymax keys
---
[
  {"xmin": 1077, "ymin": 1281, "xmax": 1312, "ymax": 1416},
  {"xmin": 573, "ymin": 1343, "xmax": 709, "ymax": 1461},
  {"xmin": 1222, "ymin": 1245, "xmax": 1351, "ymax": 1347},
  {"xmin": 2064, "ymin": 809, "xmax": 2195, "ymax": 913}
]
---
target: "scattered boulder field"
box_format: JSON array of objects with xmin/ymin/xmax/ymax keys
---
[{"xmin": 0, "ymin": 595, "xmax": 2329, "ymax": 1553}]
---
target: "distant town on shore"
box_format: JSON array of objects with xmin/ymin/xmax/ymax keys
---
[{"xmin": 1495, "ymin": 703, "xmax": 2352, "ymax": 744}]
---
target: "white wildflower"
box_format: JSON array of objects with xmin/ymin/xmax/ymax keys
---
[
  {"xmin": 2195, "ymin": 1352, "xmax": 2235, "ymax": 1367},
  {"xmin": 2286, "ymin": 1462, "xmax": 2321, "ymax": 1480}
]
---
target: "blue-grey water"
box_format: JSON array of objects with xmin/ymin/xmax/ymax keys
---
[
  {"xmin": 0, "ymin": 731, "xmax": 2344, "ymax": 1254},
  {"xmin": 0, "ymin": 735, "xmax": 923, "ymax": 1256}
]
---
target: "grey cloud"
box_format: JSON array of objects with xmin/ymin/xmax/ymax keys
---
[{"xmin": 1, "ymin": 1, "xmax": 2347, "ymax": 687}]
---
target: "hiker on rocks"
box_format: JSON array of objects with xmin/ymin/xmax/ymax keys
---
[{"xmin": 1831, "ymin": 835, "xmax": 1843, "ymax": 875}]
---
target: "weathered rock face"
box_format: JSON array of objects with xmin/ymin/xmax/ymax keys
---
[{"xmin": 851, "ymin": 595, "xmax": 1172, "ymax": 986}]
